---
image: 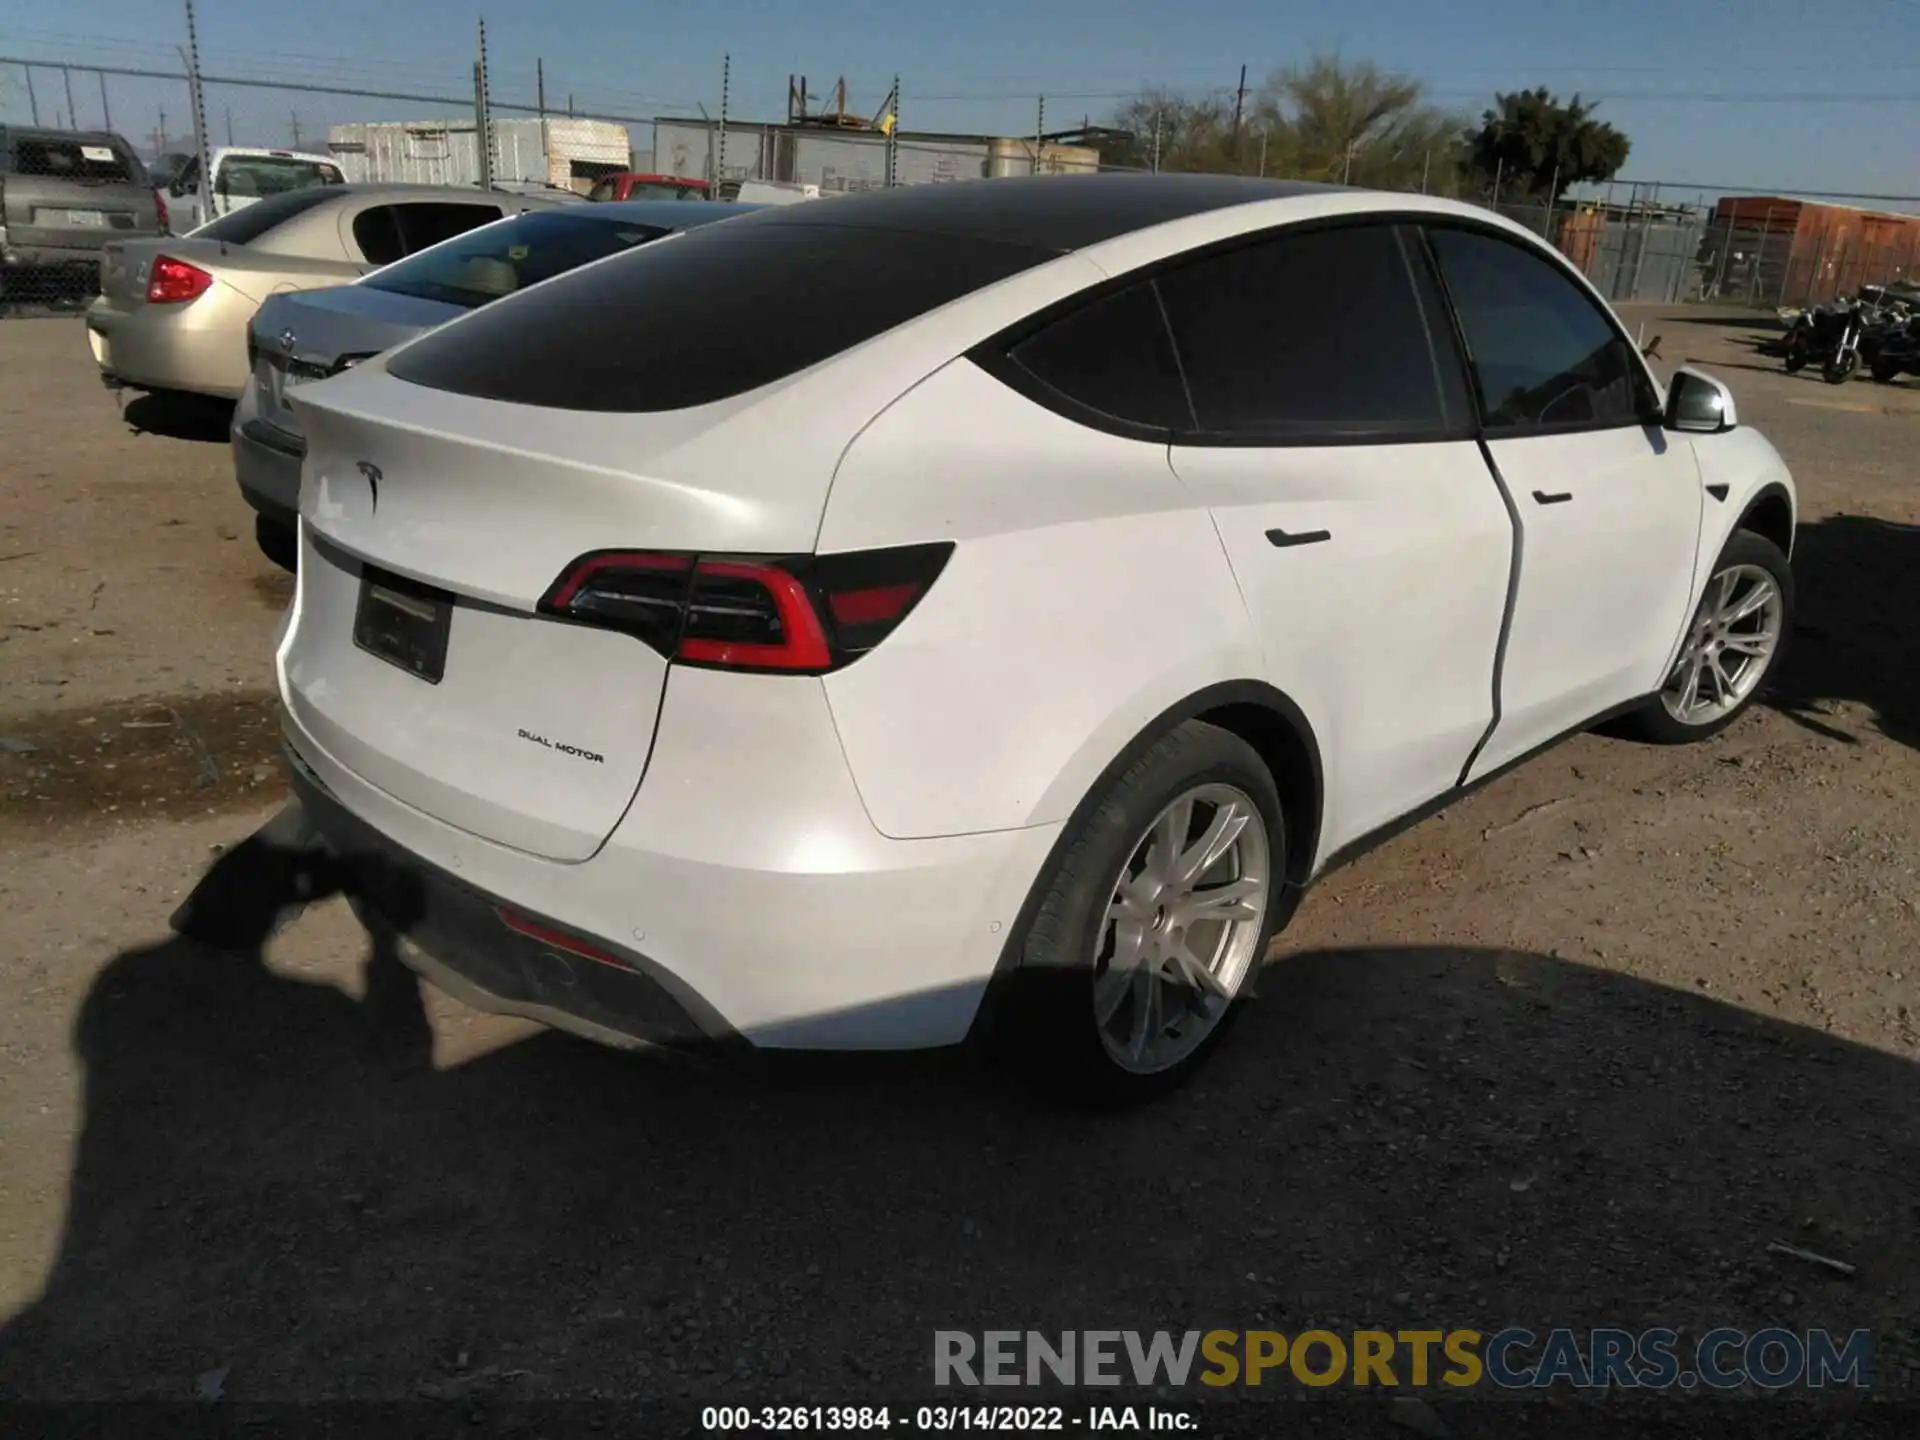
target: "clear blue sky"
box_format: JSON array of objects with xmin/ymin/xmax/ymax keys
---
[{"xmin": 2, "ymin": 0, "xmax": 1916, "ymax": 199}]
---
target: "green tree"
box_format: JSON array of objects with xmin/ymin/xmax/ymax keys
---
[{"xmin": 1461, "ymin": 89, "xmax": 1630, "ymax": 202}]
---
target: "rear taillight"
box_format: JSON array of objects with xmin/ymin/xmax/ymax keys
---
[
  {"xmin": 155, "ymin": 191, "xmax": 171, "ymax": 235},
  {"xmin": 147, "ymin": 254, "xmax": 212, "ymax": 304},
  {"xmin": 538, "ymin": 543, "xmax": 953, "ymax": 674}
]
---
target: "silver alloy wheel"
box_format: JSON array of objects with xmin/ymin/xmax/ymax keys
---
[
  {"xmin": 1660, "ymin": 562, "xmax": 1785, "ymax": 726},
  {"xmin": 1092, "ymin": 783, "xmax": 1271, "ymax": 1075}
]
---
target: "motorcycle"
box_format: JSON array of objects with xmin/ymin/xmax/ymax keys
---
[
  {"xmin": 1868, "ymin": 311, "xmax": 1920, "ymax": 384},
  {"xmin": 1781, "ymin": 299, "xmax": 1869, "ymax": 385}
]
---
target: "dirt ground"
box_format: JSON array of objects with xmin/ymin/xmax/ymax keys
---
[{"xmin": 0, "ymin": 309, "xmax": 1917, "ymax": 1426}]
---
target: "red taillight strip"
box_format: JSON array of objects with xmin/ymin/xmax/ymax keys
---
[
  {"xmin": 545, "ymin": 550, "xmax": 691, "ymax": 609},
  {"xmin": 497, "ymin": 907, "xmax": 632, "ymax": 971},
  {"xmin": 679, "ymin": 559, "xmax": 833, "ymax": 671},
  {"xmin": 828, "ymin": 581, "xmax": 920, "ymax": 626}
]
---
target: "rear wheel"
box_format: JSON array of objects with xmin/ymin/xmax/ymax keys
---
[
  {"xmin": 1870, "ymin": 356, "xmax": 1900, "ymax": 384},
  {"xmin": 999, "ymin": 720, "xmax": 1285, "ymax": 1105},
  {"xmin": 1621, "ymin": 530, "xmax": 1792, "ymax": 745},
  {"xmin": 1782, "ymin": 335, "xmax": 1809, "ymax": 373}
]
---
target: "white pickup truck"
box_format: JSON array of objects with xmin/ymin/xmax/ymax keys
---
[{"xmin": 160, "ymin": 146, "xmax": 345, "ymax": 233}]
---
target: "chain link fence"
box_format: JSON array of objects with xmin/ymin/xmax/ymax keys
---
[{"xmin": 5, "ymin": 44, "xmax": 1918, "ymax": 317}]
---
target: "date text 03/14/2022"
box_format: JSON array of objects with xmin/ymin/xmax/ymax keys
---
[{"xmin": 701, "ymin": 1405, "xmax": 1194, "ymax": 1431}]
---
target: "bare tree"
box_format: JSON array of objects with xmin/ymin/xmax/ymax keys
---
[{"xmin": 1108, "ymin": 56, "xmax": 1464, "ymax": 191}]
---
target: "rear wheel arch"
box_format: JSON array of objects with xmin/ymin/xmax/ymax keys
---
[
  {"xmin": 971, "ymin": 678, "xmax": 1324, "ymax": 1054},
  {"xmin": 1040, "ymin": 680, "xmax": 1324, "ymax": 896}
]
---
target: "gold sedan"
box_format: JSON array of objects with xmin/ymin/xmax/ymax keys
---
[{"xmin": 85, "ymin": 183, "xmax": 544, "ymax": 400}]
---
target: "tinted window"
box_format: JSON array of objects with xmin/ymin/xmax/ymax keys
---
[
  {"xmin": 362, "ymin": 209, "xmax": 670, "ymax": 311},
  {"xmin": 1156, "ymin": 223, "xmax": 1470, "ymax": 440},
  {"xmin": 7, "ymin": 136, "xmax": 139, "ymax": 183},
  {"xmin": 395, "ymin": 201, "xmax": 508, "ymax": 255},
  {"xmin": 1426, "ymin": 226, "xmax": 1652, "ymax": 432},
  {"xmin": 195, "ymin": 185, "xmax": 339, "ymax": 245},
  {"xmin": 352, "ymin": 206, "xmax": 405, "ymax": 265},
  {"xmin": 1001, "ymin": 281, "xmax": 1192, "ymax": 433},
  {"xmin": 388, "ymin": 225, "xmax": 1052, "ymax": 412}
]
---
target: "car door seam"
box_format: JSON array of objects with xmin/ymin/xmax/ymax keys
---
[{"xmin": 1458, "ymin": 436, "xmax": 1523, "ymax": 788}]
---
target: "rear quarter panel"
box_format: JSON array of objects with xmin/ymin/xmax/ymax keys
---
[{"xmin": 817, "ymin": 357, "xmax": 1263, "ymax": 841}]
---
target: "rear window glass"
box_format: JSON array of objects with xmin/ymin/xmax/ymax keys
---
[
  {"xmin": 7, "ymin": 136, "xmax": 140, "ymax": 184},
  {"xmin": 193, "ymin": 186, "xmax": 340, "ymax": 245},
  {"xmin": 363, "ymin": 209, "xmax": 670, "ymax": 310},
  {"xmin": 217, "ymin": 154, "xmax": 344, "ymax": 198},
  {"xmin": 386, "ymin": 224, "xmax": 1053, "ymax": 412}
]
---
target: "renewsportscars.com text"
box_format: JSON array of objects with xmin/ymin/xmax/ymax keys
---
[{"xmin": 933, "ymin": 1328, "xmax": 1874, "ymax": 1391}]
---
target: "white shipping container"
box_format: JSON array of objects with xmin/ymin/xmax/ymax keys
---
[{"xmin": 327, "ymin": 117, "xmax": 632, "ymax": 193}]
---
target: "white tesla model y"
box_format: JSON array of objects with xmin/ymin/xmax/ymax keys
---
[{"xmin": 276, "ymin": 175, "xmax": 1796, "ymax": 1100}]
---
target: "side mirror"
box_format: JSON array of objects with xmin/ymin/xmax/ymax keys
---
[{"xmin": 1665, "ymin": 366, "xmax": 1738, "ymax": 434}]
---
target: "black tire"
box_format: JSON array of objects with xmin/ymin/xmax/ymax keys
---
[
  {"xmin": 1870, "ymin": 357, "xmax": 1900, "ymax": 384},
  {"xmin": 993, "ymin": 720, "xmax": 1287, "ymax": 1106},
  {"xmin": 1822, "ymin": 351, "xmax": 1857, "ymax": 385},
  {"xmin": 255, "ymin": 514, "xmax": 298, "ymax": 574},
  {"xmin": 1619, "ymin": 529, "xmax": 1794, "ymax": 746},
  {"xmin": 1782, "ymin": 336, "xmax": 1808, "ymax": 374}
]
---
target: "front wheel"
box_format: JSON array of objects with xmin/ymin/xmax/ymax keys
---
[
  {"xmin": 1620, "ymin": 530, "xmax": 1793, "ymax": 745},
  {"xmin": 1823, "ymin": 350, "xmax": 1858, "ymax": 385},
  {"xmin": 997, "ymin": 720, "xmax": 1285, "ymax": 1105}
]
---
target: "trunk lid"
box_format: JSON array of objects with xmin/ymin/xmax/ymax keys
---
[
  {"xmin": 99, "ymin": 237, "xmax": 363, "ymax": 311},
  {"xmin": 278, "ymin": 360, "xmax": 842, "ymax": 861},
  {"xmin": 248, "ymin": 286, "xmax": 464, "ymax": 445}
]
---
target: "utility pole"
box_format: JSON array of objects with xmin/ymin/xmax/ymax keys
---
[
  {"xmin": 97, "ymin": 69, "xmax": 112, "ymax": 130},
  {"xmin": 1151, "ymin": 106, "xmax": 1161, "ymax": 174},
  {"xmin": 885, "ymin": 74, "xmax": 899, "ymax": 187},
  {"xmin": 1257, "ymin": 128, "xmax": 1267, "ymax": 177},
  {"xmin": 475, "ymin": 18, "xmax": 495, "ymax": 190},
  {"xmin": 157, "ymin": 108, "xmax": 168, "ymax": 154},
  {"xmin": 62, "ymin": 66, "xmax": 78, "ymax": 132},
  {"xmin": 536, "ymin": 58, "xmax": 546, "ymax": 120},
  {"xmin": 717, "ymin": 53, "xmax": 730, "ymax": 185},
  {"xmin": 1231, "ymin": 63, "xmax": 1246, "ymax": 158},
  {"xmin": 23, "ymin": 65, "xmax": 39, "ymax": 124},
  {"xmin": 225, "ymin": 107, "xmax": 234, "ymax": 145},
  {"xmin": 290, "ymin": 111, "xmax": 301, "ymax": 147},
  {"xmin": 182, "ymin": 0, "xmax": 213, "ymax": 228},
  {"xmin": 1035, "ymin": 94, "xmax": 1045, "ymax": 174}
]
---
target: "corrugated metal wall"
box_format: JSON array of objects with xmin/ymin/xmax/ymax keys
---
[{"xmin": 328, "ymin": 117, "xmax": 631, "ymax": 192}]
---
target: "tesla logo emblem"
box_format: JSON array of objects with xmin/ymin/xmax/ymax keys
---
[
  {"xmin": 279, "ymin": 328, "xmax": 297, "ymax": 354},
  {"xmin": 356, "ymin": 461, "xmax": 382, "ymax": 511}
]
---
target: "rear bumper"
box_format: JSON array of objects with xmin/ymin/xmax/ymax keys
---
[
  {"xmin": 287, "ymin": 746, "xmax": 727, "ymax": 1051},
  {"xmin": 278, "ymin": 647, "xmax": 1062, "ymax": 1052},
  {"xmin": 85, "ymin": 291, "xmax": 248, "ymax": 399},
  {"xmin": 2, "ymin": 242, "xmax": 114, "ymax": 267},
  {"xmin": 231, "ymin": 385, "xmax": 303, "ymax": 528}
]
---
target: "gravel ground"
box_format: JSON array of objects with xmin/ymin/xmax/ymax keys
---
[{"xmin": 0, "ymin": 309, "xmax": 1916, "ymax": 1430}]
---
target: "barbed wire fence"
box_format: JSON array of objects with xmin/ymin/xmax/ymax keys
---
[{"xmin": 4, "ymin": 19, "xmax": 1918, "ymax": 316}]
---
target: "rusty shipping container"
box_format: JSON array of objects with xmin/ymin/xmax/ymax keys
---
[{"xmin": 1710, "ymin": 196, "xmax": 1920, "ymax": 307}]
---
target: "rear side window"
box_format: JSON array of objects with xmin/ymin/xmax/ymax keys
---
[
  {"xmin": 1425, "ymin": 226, "xmax": 1653, "ymax": 432},
  {"xmin": 8, "ymin": 136, "xmax": 140, "ymax": 183},
  {"xmin": 352, "ymin": 206, "xmax": 406, "ymax": 265},
  {"xmin": 387, "ymin": 224, "xmax": 1053, "ymax": 412},
  {"xmin": 195, "ymin": 185, "xmax": 339, "ymax": 245},
  {"xmin": 362, "ymin": 210, "xmax": 669, "ymax": 311},
  {"xmin": 997, "ymin": 281, "xmax": 1193, "ymax": 434},
  {"xmin": 394, "ymin": 202, "xmax": 509, "ymax": 254},
  {"xmin": 1156, "ymin": 223, "xmax": 1470, "ymax": 440}
]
